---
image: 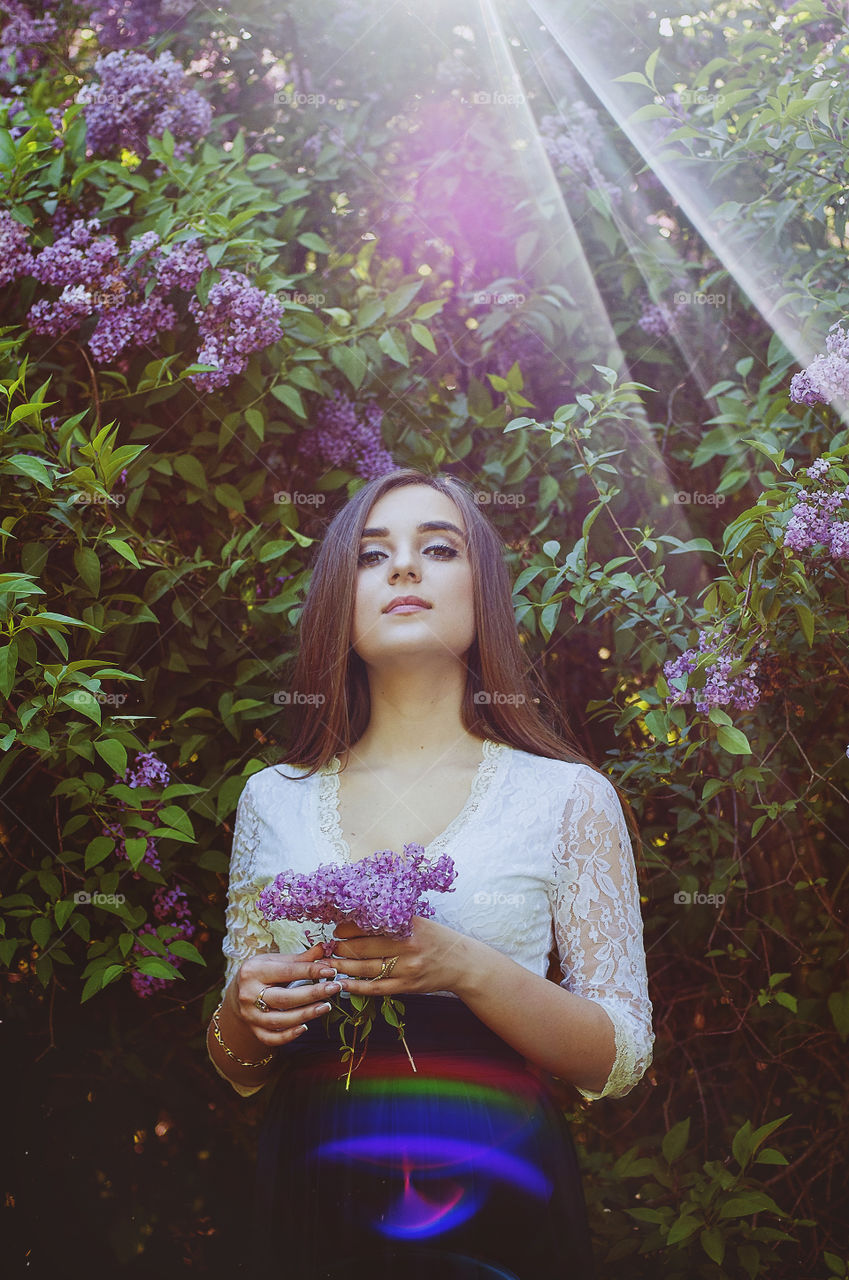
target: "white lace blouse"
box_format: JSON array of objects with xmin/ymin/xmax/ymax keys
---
[{"xmin": 213, "ymin": 739, "xmax": 654, "ymax": 1102}]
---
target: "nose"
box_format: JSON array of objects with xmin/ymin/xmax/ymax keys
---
[{"xmin": 386, "ymin": 543, "xmax": 421, "ymax": 583}]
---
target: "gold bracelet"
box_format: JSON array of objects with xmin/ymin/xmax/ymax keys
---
[{"xmin": 211, "ymin": 1001, "xmax": 274, "ymax": 1069}]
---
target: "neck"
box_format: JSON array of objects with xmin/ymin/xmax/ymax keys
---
[{"xmin": 346, "ymin": 655, "xmax": 481, "ymax": 770}]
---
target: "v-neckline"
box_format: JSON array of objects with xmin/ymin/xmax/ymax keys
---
[{"xmin": 316, "ymin": 738, "xmax": 508, "ymax": 863}]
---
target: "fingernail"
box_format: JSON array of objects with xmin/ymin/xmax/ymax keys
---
[
  {"xmin": 316, "ymin": 1002, "xmax": 332, "ymax": 1014},
  {"xmin": 319, "ymin": 967, "xmax": 337, "ymax": 979}
]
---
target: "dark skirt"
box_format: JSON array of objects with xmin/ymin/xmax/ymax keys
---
[{"xmin": 252, "ymin": 994, "xmax": 596, "ymax": 1280}]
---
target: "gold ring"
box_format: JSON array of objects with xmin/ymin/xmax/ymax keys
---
[
  {"xmin": 373, "ymin": 955, "xmax": 399, "ymax": 981},
  {"xmin": 254, "ymin": 986, "xmax": 271, "ymax": 1011}
]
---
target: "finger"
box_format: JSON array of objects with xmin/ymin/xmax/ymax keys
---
[{"xmin": 252, "ymin": 990, "xmax": 339, "ymax": 1043}]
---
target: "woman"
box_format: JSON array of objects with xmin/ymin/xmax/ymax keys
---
[{"xmin": 206, "ymin": 468, "xmax": 654, "ymax": 1279}]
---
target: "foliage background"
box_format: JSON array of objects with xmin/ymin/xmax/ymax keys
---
[{"xmin": 2, "ymin": 0, "xmax": 847, "ymax": 1275}]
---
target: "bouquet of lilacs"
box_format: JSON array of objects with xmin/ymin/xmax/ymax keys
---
[{"xmin": 256, "ymin": 844, "xmax": 456, "ymax": 1088}]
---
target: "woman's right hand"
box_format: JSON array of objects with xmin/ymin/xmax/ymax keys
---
[{"xmin": 226, "ymin": 942, "xmax": 344, "ymax": 1047}]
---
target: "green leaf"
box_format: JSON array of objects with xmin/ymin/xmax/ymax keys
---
[
  {"xmin": 271, "ymin": 384, "xmax": 306, "ymax": 418},
  {"xmin": 173, "ymin": 454, "xmax": 208, "ymax": 490},
  {"xmin": 93, "ymin": 738, "xmax": 128, "ymax": 775},
  {"xmin": 329, "ymin": 344, "xmax": 366, "ymax": 390},
  {"xmin": 377, "ymin": 328, "xmax": 409, "ymax": 366},
  {"xmin": 718, "ymin": 1191, "xmax": 785, "ymax": 1220},
  {"xmin": 716, "ymin": 725, "xmax": 751, "ymax": 755},
  {"xmin": 105, "ymin": 538, "xmax": 141, "ymax": 569},
  {"xmin": 700, "ymin": 1226, "xmax": 726, "ymax": 1266},
  {"xmin": 662, "ymin": 1117, "xmax": 690, "ymax": 1164},
  {"xmin": 74, "ymin": 547, "xmax": 101, "ymax": 596},
  {"xmin": 214, "ymin": 483, "xmax": 246, "ymax": 513},
  {"xmin": 828, "ymin": 989, "xmax": 849, "ymax": 1040},
  {"xmin": 383, "ymin": 281, "xmax": 423, "ymax": 317},
  {"xmin": 136, "ymin": 957, "xmax": 183, "ymax": 981},
  {"xmin": 0, "ymin": 642, "xmax": 18, "ymax": 699},
  {"xmin": 409, "ymin": 322, "xmax": 437, "ymax": 354},
  {"xmin": 297, "ymin": 231, "xmax": 331, "ymax": 254}
]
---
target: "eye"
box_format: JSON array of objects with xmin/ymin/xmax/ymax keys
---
[{"xmin": 357, "ymin": 543, "xmax": 461, "ymax": 566}]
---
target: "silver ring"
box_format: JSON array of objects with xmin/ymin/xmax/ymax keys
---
[{"xmin": 255, "ymin": 985, "xmax": 271, "ymax": 1012}]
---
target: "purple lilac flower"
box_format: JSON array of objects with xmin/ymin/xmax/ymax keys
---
[
  {"xmin": 790, "ymin": 325, "xmax": 849, "ymax": 407},
  {"xmin": 89, "ymin": 293, "xmax": 178, "ymax": 362},
  {"xmin": 664, "ymin": 626, "xmax": 761, "ymax": 713},
  {"xmin": 540, "ymin": 103, "xmax": 622, "ymax": 203},
  {"xmin": 131, "ymin": 882, "xmax": 196, "ymax": 998},
  {"xmin": 0, "ymin": 3, "xmax": 57, "ymax": 76},
  {"xmin": 784, "ymin": 463, "xmax": 849, "ymax": 560},
  {"xmin": 125, "ymin": 750, "xmax": 171, "ymax": 788},
  {"xmin": 0, "ymin": 210, "xmax": 34, "ymax": 286},
  {"xmin": 188, "ymin": 270, "xmax": 283, "ymax": 392},
  {"xmin": 86, "ymin": 0, "xmax": 195, "ymax": 49},
  {"xmin": 300, "ymin": 390, "xmax": 395, "ymax": 479},
  {"xmin": 76, "ymin": 49, "xmax": 212, "ymax": 158},
  {"xmin": 155, "ymin": 238, "xmax": 208, "ymax": 292},
  {"xmin": 638, "ymin": 293, "xmax": 688, "ymax": 339},
  {"xmin": 256, "ymin": 844, "xmax": 457, "ymax": 940}
]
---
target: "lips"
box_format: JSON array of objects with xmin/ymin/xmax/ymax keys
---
[{"xmin": 384, "ymin": 596, "xmax": 431, "ymax": 613}]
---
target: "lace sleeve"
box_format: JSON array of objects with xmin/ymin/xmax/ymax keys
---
[
  {"xmin": 548, "ymin": 768, "xmax": 654, "ymax": 1101},
  {"xmin": 210, "ymin": 778, "xmax": 278, "ymax": 1098},
  {"xmin": 220, "ymin": 778, "xmax": 277, "ymax": 999}
]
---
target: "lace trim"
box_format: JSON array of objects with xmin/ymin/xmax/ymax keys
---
[
  {"xmin": 221, "ymin": 781, "xmax": 276, "ymax": 997},
  {"xmin": 316, "ymin": 737, "xmax": 507, "ymax": 862}
]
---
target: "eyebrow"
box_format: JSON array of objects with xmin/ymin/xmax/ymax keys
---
[{"xmin": 360, "ymin": 521, "xmax": 466, "ymax": 540}]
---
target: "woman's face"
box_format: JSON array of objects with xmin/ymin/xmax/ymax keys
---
[{"xmin": 351, "ymin": 485, "xmax": 476, "ymax": 669}]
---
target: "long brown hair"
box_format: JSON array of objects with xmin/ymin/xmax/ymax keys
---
[{"xmin": 278, "ymin": 469, "xmax": 624, "ymax": 789}]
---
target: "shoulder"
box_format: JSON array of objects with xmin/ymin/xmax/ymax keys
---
[
  {"xmin": 239, "ymin": 760, "xmax": 313, "ymax": 809},
  {"xmin": 503, "ymin": 746, "xmax": 615, "ymax": 795}
]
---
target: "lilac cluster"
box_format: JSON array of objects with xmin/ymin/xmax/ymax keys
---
[
  {"xmin": 131, "ymin": 882, "xmax": 196, "ymax": 998},
  {"xmin": 0, "ymin": 2, "xmax": 57, "ymax": 76},
  {"xmin": 540, "ymin": 103, "xmax": 622, "ymax": 203},
  {"xmin": 638, "ymin": 293, "xmax": 688, "ymax": 339},
  {"xmin": 0, "ymin": 210, "xmax": 34, "ymax": 287},
  {"xmin": 76, "ymin": 49, "xmax": 212, "ymax": 158},
  {"xmin": 188, "ymin": 270, "xmax": 284, "ymax": 392},
  {"xmin": 256, "ymin": 844, "xmax": 457, "ymax": 940},
  {"xmin": 664, "ymin": 626, "xmax": 761, "ymax": 713},
  {"xmin": 125, "ymin": 749, "xmax": 171, "ymax": 789},
  {"xmin": 784, "ymin": 458, "xmax": 849, "ymax": 560},
  {"xmin": 86, "ymin": 0, "xmax": 195, "ymax": 49},
  {"xmin": 300, "ymin": 390, "xmax": 395, "ymax": 479},
  {"xmin": 790, "ymin": 324, "xmax": 849, "ymax": 407},
  {"xmin": 101, "ymin": 751, "xmax": 171, "ymax": 873},
  {"xmin": 26, "ymin": 221, "xmax": 216, "ymax": 366}
]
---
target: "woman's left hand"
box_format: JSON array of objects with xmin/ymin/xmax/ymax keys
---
[{"xmin": 329, "ymin": 916, "xmax": 477, "ymax": 997}]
